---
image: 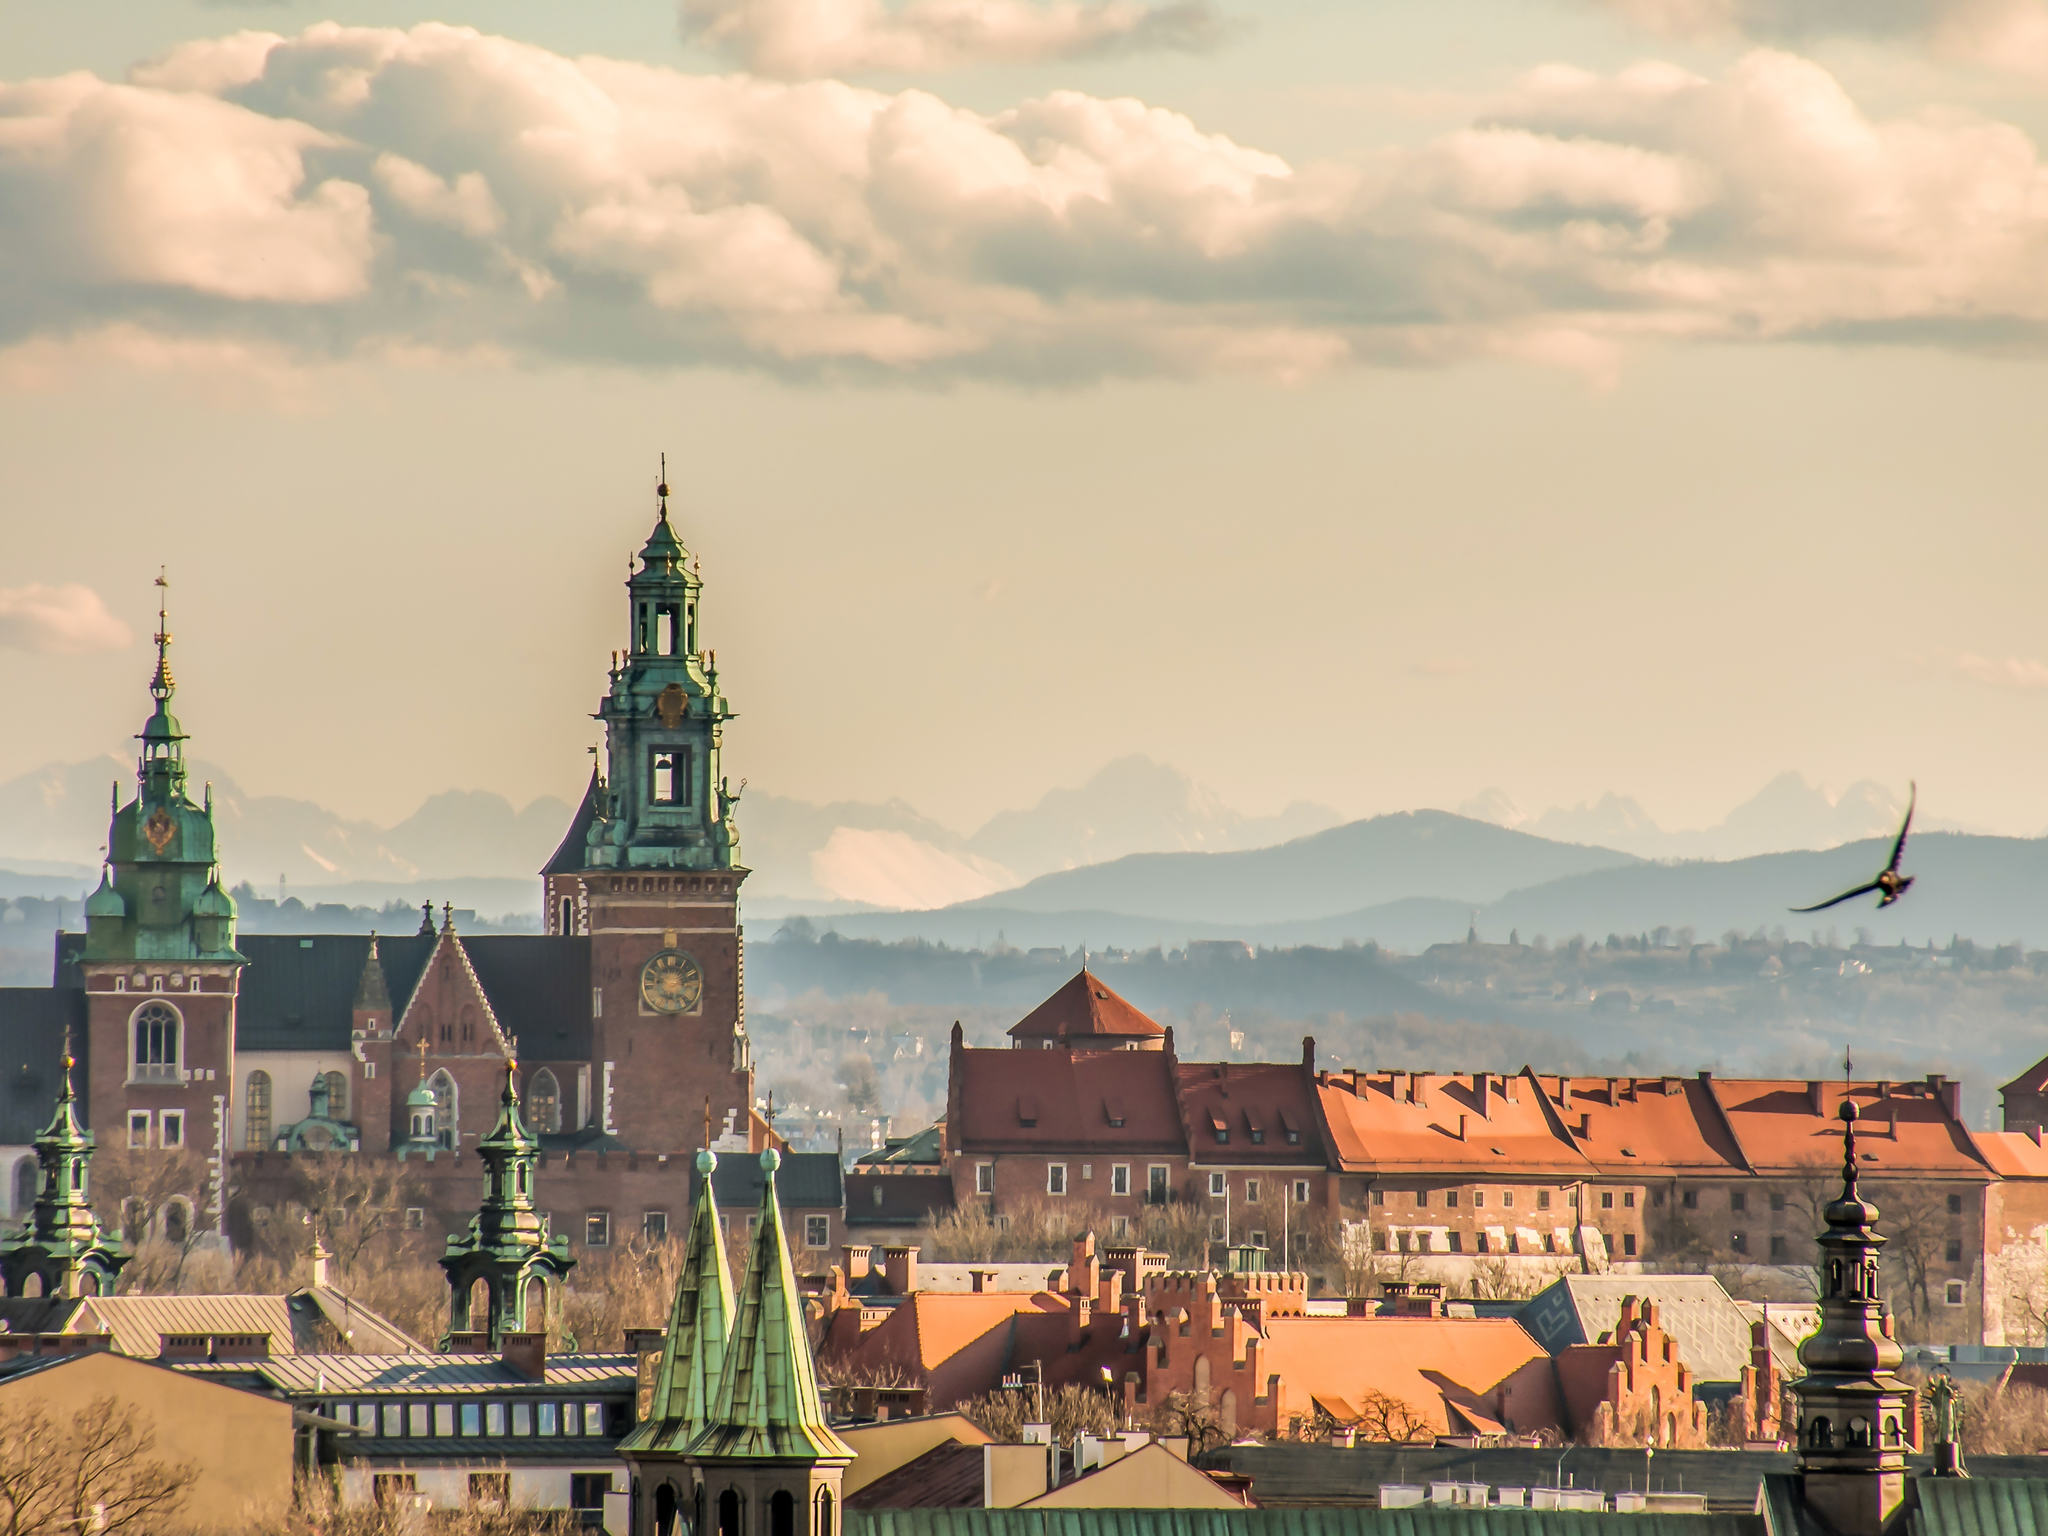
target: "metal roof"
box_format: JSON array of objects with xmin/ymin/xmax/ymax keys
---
[
  {"xmin": 848, "ymin": 1510, "xmax": 1765, "ymax": 1536},
  {"xmin": 697, "ymin": 1150, "xmax": 843, "ymax": 1210},
  {"xmin": 0, "ymin": 988, "xmax": 85, "ymax": 1143},
  {"xmin": 175, "ymin": 1351, "xmax": 637, "ymax": 1395},
  {"xmin": 1913, "ymin": 1477, "xmax": 2048, "ymax": 1536},
  {"xmin": 1518, "ymin": 1276, "xmax": 1767, "ymax": 1386},
  {"xmin": 65, "ymin": 1289, "xmax": 423, "ymax": 1358}
]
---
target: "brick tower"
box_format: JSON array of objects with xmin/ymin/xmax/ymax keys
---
[
  {"xmin": 79, "ymin": 574, "xmax": 244, "ymax": 1203},
  {"xmin": 542, "ymin": 469, "xmax": 755, "ymax": 1148}
]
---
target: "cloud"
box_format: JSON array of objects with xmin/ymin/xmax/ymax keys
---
[
  {"xmin": 1587, "ymin": 0, "xmax": 2048, "ymax": 78},
  {"xmin": 1, "ymin": 26, "xmax": 2047, "ymax": 383},
  {"xmin": 0, "ymin": 585, "xmax": 134, "ymax": 655},
  {"xmin": 1955, "ymin": 652, "xmax": 2048, "ymax": 689},
  {"xmin": 680, "ymin": 0, "xmax": 1222, "ymax": 77}
]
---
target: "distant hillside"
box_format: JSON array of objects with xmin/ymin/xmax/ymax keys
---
[{"xmin": 952, "ymin": 810, "xmax": 1639, "ymax": 926}]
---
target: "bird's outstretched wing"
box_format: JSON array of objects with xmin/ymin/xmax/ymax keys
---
[
  {"xmin": 1791, "ymin": 880, "xmax": 1884, "ymax": 913},
  {"xmin": 1885, "ymin": 781, "xmax": 1917, "ymax": 875}
]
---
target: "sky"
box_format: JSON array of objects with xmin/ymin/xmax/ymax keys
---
[{"xmin": 3, "ymin": 0, "xmax": 2048, "ymax": 839}]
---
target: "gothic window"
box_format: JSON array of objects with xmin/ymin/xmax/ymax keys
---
[
  {"xmin": 325, "ymin": 1071, "xmax": 348, "ymax": 1119},
  {"xmin": 528, "ymin": 1070, "xmax": 562, "ymax": 1135},
  {"xmin": 460, "ymin": 1005, "xmax": 477, "ymax": 1045},
  {"xmin": 10, "ymin": 1157, "xmax": 34, "ymax": 1215},
  {"xmin": 559, "ymin": 896, "xmax": 575, "ymax": 935},
  {"xmin": 772, "ymin": 1490, "xmax": 796, "ymax": 1536},
  {"xmin": 163, "ymin": 1200, "xmax": 188, "ymax": 1245},
  {"xmin": 814, "ymin": 1488, "xmax": 834, "ymax": 1536},
  {"xmin": 131, "ymin": 1002, "xmax": 180, "ymax": 1079},
  {"xmin": 430, "ymin": 1071, "xmax": 458, "ymax": 1149},
  {"xmin": 719, "ymin": 1490, "xmax": 742, "ymax": 1536},
  {"xmin": 655, "ymin": 1485, "xmax": 678, "ymax": 1536},
  {"xmin": 1809, "ymin": 1416, "xmax": 1833, "ymax": 1449}
]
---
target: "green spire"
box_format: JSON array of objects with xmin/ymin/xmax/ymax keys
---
[
  {"xmin": 1, "ymin": 1040, "xmax": 128, "ymax": 1299},
  {"xmin": 689, "ymin": 1149, "xmax": 851, "ymax": 1463},
  {"xmin": 439, "ymin": 1061, "xmax": 574, "ymax": 1348},
  {"xmin": 620, "ymin": 1149, "xmax": 735, "ymax": 1456}
]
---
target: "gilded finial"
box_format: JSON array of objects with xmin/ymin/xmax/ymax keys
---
[
  {"xmin": 657, "ymin": 453, "xmax": 669, "ymax": 512},
  {"xmin": 149, "ymin": 566, "xmax": 175, "ymax": 702}
]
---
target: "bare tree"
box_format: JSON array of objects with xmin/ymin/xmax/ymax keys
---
[
  {"xmin": 89, "ymin": 1145, "xmax": 212, "ymax": 1290},
  {"xmin": 1150, "ymin": 1388, "xmax": 1225, "ymax": 1456},
  {"xmin": 0, "ymin": 1395, "xmax": 196, "ymax": 1535}
]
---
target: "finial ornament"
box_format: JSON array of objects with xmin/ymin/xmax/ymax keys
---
[
  {"xmin": 658, "ymin": 453, "xmax": 669, "ymax": 508},
  {"xmin": 1841, "ymin": 1098, "xmax": 1859, "ymax": 1201},
  {"xmin": 149, "ymin": 567, "xmax": 174, "ymax": 702}
]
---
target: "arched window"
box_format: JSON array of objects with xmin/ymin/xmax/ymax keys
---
[
  {"xmin": 11, "ymin": 1157, "xmax": 35, "ymax": 1216},
  {"xmin": 771, "ymin": 1489, "xmax": 795, "ymax": 1536},
  {"xmin": 460, "ymin": 1005, "xmax": 477, "ymax": 1044},
  {"xmin": 1219, "ymin": 1387, "xmax": 1238, "ymax": 1435},
  {"xmin": 525, "ymin": 1277, "xmax": 547, "ymax": 1329},
  {"xmin": 655, "ymin": 1484, "xmax": 678, "ymax": 1536},
  {"xmin": 815, "ymin": 1488, "xmax": 834, "ymax": 1536},
  {"xmin": 131, "ymin": 1002, "xmax": 180, "ymax": 1079},
  {"xmin": 1810, "ymin": 1416, "xmax": 1833, "ymax": 1449},
  {"xmin": 245, "ymin": 1071, "xmax": 273, "ymax": 1150},
  {"xmin": 325, "ymin": 1071, "xmax": 349, "ymax": 1119},
  {"xmin": 719, "ymin": 1489, "xmax": 742, "ymax": 1536},
  {"xmin": 527, "ymin": 1070, "xmax": 562, "ymax": 1135},
  {"xmin": 164, "ymin": 1199, "xmax": 189, "ymax": 1246},
  {"xmin": 468, "ymin": 1275, "xmax": 493, "ymax": 1331},
  {"xmin": 431, "ymin": 1071, "xmax": 457, "ymax": 1149}
]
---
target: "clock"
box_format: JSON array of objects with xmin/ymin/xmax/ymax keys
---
[{"xmin": 640, "ymin": 950, "xmax": 704, "ymax": 1015}]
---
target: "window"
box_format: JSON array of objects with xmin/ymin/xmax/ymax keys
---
[
  {"xmin": 486, "ymin": 1402, "xmax": 507, "ymax": 1435},
  {"xmin": 1770, "ymin": 1192, "xmax": 1786, "ymax": 1212},
  {"xmin": 461, "ymin": 1403, "xmax": 481, "ymax": 1435},
  {"xmin": 976, "ymin": 1163, "xmax": 994, "ymax": 1195},
  {"xmin": 538, "ymin": 1402, "xmax": 559, "ymax": 1435},
  {"xmin": 430, "ymin": 1071, "xmax": 457, "ymax": 1149},
  {"xmin": 325, "ymin": 1070, "xmax": 349, "ymax": 1119},
  {"xmin": 1210, "ymin": 1173, "xmax": 1227, "ymax": 1198},
  {"xmin": 1209, "ymin": 1217, "xmax": 1226, "ymax": 1241},
  {"xmin": 470, "ymin": 1472, "xmax": 510, "ymax": 1508},
  {"xmin": 644, "ymin": 1211, "xmax": 669, "ymax": 1242},
  {"xmin": 128, "ymin": 1111, "xmax": 150, "ymax": 1149},
  {"xmin": 245, "ymin": 1071, "xmax": 273, "ymax": 1150},
  {"xmin": 1112, "ymin": 1214, "xmax": 1131, "ymax": 1237},
  {"xmin": 1047, "ymin": 1164, "xmax": 1067, "ymax": 1196},
  {"xmin": 1653, "ymin": 1189, "xmax": 1666, "ymax": 1207},
  {"xmin": 584, "ymin": 1402, "xmax": 606, "ymax": 1435},
  {"xmin": 1081, "ymin": 1163, "xmax": 1092, "ymax": 1181},
  {"xmin": 1446, "ymin": 1190, "xmax": 1459, "ymax": 1208},
  {"xmin": 1248, "ymin": 1229, "xmax": 1266, "ymax": 1248},
  {"xmin": 1148, "ymin": 1165, "xmax": 1169, "ymax": 1203},
  {"xmin": 1770, "ymin": 1235, "xmax": 1788, "ymax": 1259},
  {"xmin": 1537, "ymin": 1190, "xmax": 1552, "ymax": 1210},
  {"xmin": 409, "ymin": 1403, "xmax": 429, "ymax": 1437},
  {"xmin": 571, "ymin": 1474, "xmax": 614, "ymax": 1514},
  {"xmin": 1946, "ymin": 1239, "xmax": 1963, "ymax": 1263},
  {"xmin": 1245, "ymin": 1180, "xmax": 1261, "ymax": 1203},
  {"xmin": 1473, "ymin": 1190, "xmax": 1485, "ymax": 1208},
  {"xmin": 512, "ymin": 1403, "xmax": 532, "ymax": 1435},
  {"xmin": 1414, "ymin": 1190, "xmax": 1428, "ymax": 1208},
  {"xmin": 1623, "ymin": 1233, "xmax": 1637, "ymax": 1256},
  {"xmin": 1624, "ymin": 1191, "xmax": 1636, "ymax": 1209},
  {"xmin": 1948, "ymin": 1192, "xmax": 1965, "ymax": 1214},
  {"xmin": 528, "ymin": 1069, "xmax": 562, "ymax": 1135},
  {"xmin": 1502, "ymin": 1191, "xmax": 1514, "ymax": 1208},
  {"xmin": 1730, "ymin": 1230, "xmax": 1750, "ymax": 1253},
  {"xmin": 130, "ymin": 1002, "xmax": 180, "ymax": 1080},
  {"xmin": 159, "ymin": 1110, "xmax": 184, "ymax": 1149},
  {"xmin": 1370, "ymin": 1188, "xmax": 1384, "ymax": 1206},
  {"xmin": 1600, "ymin": 1191, "xmax": 1614, "ymax": 1210},
  {"xmin": 404, "ymin": 1207, "xmax": 425, "ymax": 1230},
  {"xmin": 805, "ymin": 1215, "xmax": 830, "ymax": 1248},
  {"xmin": 1448, "ymin": 1231, "xmax": 1463, "ymax": 1253},
  {"xmin": 651, "ymin": 748, "xmax": 692, "ymax": 806},
  {"xmin": 1681, "ymin": 1189, "xmax": 1698, "ymax": 1209},
  {"xmin": 560, "ymin": 896, "xmax": 576, "ymax": 935},
  {"xmin": 1730, "ymin": 1190, "xmax": 1747, "ymax": 1213},
  {"xmin": 562, "ymin": 1403, "xmax": 581, "ymax": 1436},
  {"xmin": 373, "ymin": 1475, "xmax": 417, "ymax": 1506},
  {"xmin": 382, "ymin": 1404, "xmax": 403, "ymax": 1437},
  {"xmin": 1111, "ymin": 1164, "xmax": 1130, "ymax": 1196},
  {"xmin": 1946, "ymin": 1280, "xmax": 1967, "ymax": 1307},
  {"xmin": 1293, "ymin": 1179, "xmax": 1310, "ymax": 1204},
  {"xmin": 435, "ymin": 1404, "xmax": 454, "ymax": 1436},
  {"xmin": 585, "ymin": 1211, "xmax": 611, "ymax": 1247}
]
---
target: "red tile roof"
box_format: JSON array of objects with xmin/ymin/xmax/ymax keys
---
[
  {"xmin": 1174, "ymin": 1061, "xmax": 1326, "ymax": 1166},
  {"xmin": 1008, "ymin": 971, "xmax": 1165, "ymax": 1044},
  {"xmin": 846, "ymin": 1441, "xmax": 986, "ymax": 1509},
  {"xmin": 1710, "ymin": 1079, "xmax": 1988, "ymax": 1179},
  {"xmin": 1315, "ymin": 1070, "xmax": 1595, "ymax": 1178},
  {"xmin": 952, "ymin": 1047, "xmax": 1185, "ymax": 1154}
]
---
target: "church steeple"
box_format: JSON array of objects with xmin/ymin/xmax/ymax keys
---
[
  {"xmin": 1791, "ymin": 1098, "xmax": 1916, "ymax": 1535},
  {"xmin": 439, "ymin": 1062, "xmax": 575, "ymax": 1348},
  {"xmin": 138, "ymin": 568, "xmax": 188, "ymax": 800},
  {"xmin": 0, "ymin": 1040, "xmax": 128, "ymax": 1299},
  {"xmin": 580, "ymin": 460, "xmax": 741, "ymax": 874}
]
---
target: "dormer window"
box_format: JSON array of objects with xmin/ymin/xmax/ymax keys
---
[
  {"xmin": 1017, "ymin": 1096, "xmax": 1039, "ymax": 1128},
  {"xmin": 1104, "ymin": 1098, "xmax": 1126, "ymax": 1128}
]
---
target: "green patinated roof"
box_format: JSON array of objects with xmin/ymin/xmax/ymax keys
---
[
  {"xmin": 847, "ymin": 1512, "xmax": 1764, "ymax": 1536},
  {"xmin": 689, "ymin": 1149, "xmax": 852, "ymax": 1464},
  {"xmin": 1912, "ymin": 1477, "xmax": 2048, "ymax": 1536},
  {"xmin": 620, "ymin": 1149, "xmax": 734, "ymax": 1457}
]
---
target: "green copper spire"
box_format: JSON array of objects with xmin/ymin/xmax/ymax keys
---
[
  {"xmin": 620, "ymin": 1149, "xmax": 735, "ymax": 1457},
  {"xmin": 689, "ymin": 1149, "xmax": 852, "ymax": 1463},
  {"xmin": 440, "ymin": 1061, "xmax": 574, "ymax": 1348},
  {"xmin": 1, "ymin": 1039, "xmax": 128, "ymax": 1299}
]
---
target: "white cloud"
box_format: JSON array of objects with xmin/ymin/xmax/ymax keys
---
[
  {"xmin": 0, "ymin": 26, "xmax": 2046, "ymax": 383},
  {"xmin": 1955, "ymin": 653, "xmax": 2048, "ymax": 689},
  {"xmin": 680, "ymin": 0, "xmax": 1221, "ymax": 77},
  {"xmin": 0, "ymin": 584, "xmax": 134, "ymax": 655},
  {"xmin": 1588, "ymin": 0, "xmax": 2048, "ymax": 79}
]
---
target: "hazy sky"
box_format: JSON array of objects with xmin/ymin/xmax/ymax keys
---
[{"xmin": 3, "ymin": 0, "xmax": 2048, "ymax": 838}]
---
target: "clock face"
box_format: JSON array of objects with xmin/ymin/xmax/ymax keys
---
[{"xmin": 640, "ymin": 950, "xmax": 704, "ymax": 1015}]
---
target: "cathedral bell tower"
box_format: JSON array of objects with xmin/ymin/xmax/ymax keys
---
[
  {"xmin": 1791, "ymin": 1099, "xmax": 1917, "ymax": 1536},
  {"xmin": 79, "ymin": 574, "xmax": 243, "ymax": 1196},
  {"xmin": 542, "ymin": 467, "xmax": 755, "ymax": 1151}
]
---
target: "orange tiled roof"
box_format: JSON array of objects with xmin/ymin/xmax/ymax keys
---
[
  {"xmin": 1553, "ymin": 1075, "xmax": 1745, "ymax": 1177},
  {"xmin": 1255, "ymin": 1315, "xmax": 1562, "ymax": 1438},
  {"xmin": 1314, "ymin": 1070, "xmax": 1595, "ymax": 1178},
  {"xmin": 1976, "ymin": 1130, "xmax": 2048, "ymax": 1179},
  {"xmin": 1008, "ymin": 971, "xmax": 1165, "ymax": 1043},
  {"xmin": 1709, "ymin": 1079, "xmax": 1989, "ymax": 1180}
]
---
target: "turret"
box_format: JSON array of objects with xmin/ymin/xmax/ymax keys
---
[{"xmin": 0, "ymin": 1042, "xmax": 128, "ymax": 1299}]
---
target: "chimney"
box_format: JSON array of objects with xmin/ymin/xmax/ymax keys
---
[
  {"xmin": 1556, "ymin": 1076, "xmax": 1571, "ymax": 1109},
  {"xmin": 1345, "ymin": 1296, "xmax": 1376, "ymax": 1318},
  {"xmin": 309, "ymin": 1241, "xmax": 331, "ymax": 1289},
  {"xmin": 1807, "ymin": 1081, "xmax": 1824, "ymax": 1116},
  {"xmin": 501, "ymin": 1331, "xmax": 546, "ymax": 1381},
  {"xmin": 969, "ymin": 1268, "xmax": 995, "ymax": 1293},
  {"xmin": 1473, "ymin": 1074, "xmax": 1491, "ymax": 1120},
  {"xmin": 882, "ymin": 1245, "xmax": 919, "ymax": 1296},
  {"xmin": 622, "ymin": 1327, "xmax": 666, "ymax": 1354},
  {"xmin": 1932, "ymin": 1074, "xmax": 1962, "ymax": 1120},
  {"xmin": 444, "ymin": 1331, "xmax": 491, "ymax": 1354},
  {"xmin": 1303, "ymin": 1036, "xmax": 1316, "ymax": 1073},
  {"xmin": 1071, "ymin": 1233, "xmax": 1101, "ymax": 1298},
  {"xmin": 1456, "ymin": 1114, "xmax": 1468, "ymax": 1142},
  {"xmin": 1578, "ymin": 1111, "xmax": 1592, "ymax": 1139},
  {"xmin": 842, "ymin": 1244, "xmax": 873, "ymax": 1282}
]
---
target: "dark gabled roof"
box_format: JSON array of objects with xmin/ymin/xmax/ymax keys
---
[
  {"xmin": 857, "ymin": 1123, "xmax": 947, "ymax": 1168},
  {"xmin": 0, "ymin": 988, "xmax": 85, "ymax": 1141},
  {"xmin": 694, "ymin": 1151, "xmax": 843, "ymax": 1210},
  {"xmin": 542, "ymin": 772, "xmax": 599, "ymax": 876},
  {"xmin": 844, "ymin": 1171, "xmax": 956, "ymax": 1228},
  {"xmin": 952, "ymin": 1047, "xmax": 1185, "ymax": 1155},
  {"xmin": 230, "ymin": 933, "xmax": 590, "ymax": 1060},
  {"xmin": 847, "ymin": 1442, "xmax": 986, "ymax": 1510}
]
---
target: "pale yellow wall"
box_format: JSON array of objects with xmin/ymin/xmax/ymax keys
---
[
  {"xmin": 1022, "ymin": 1444, "xmax": 1243, "ymax": 1510},
  {"xmin": 984, "ymin": 1442, "xmax": 1051, "ymax": 1509},
  {"xmin": 0, "ymin": 1350, "xmax": 294, "ymax": 1532},
  {"xmin": 838, "ymin": 1412, "xmax": 992, "ymax": 1495}
]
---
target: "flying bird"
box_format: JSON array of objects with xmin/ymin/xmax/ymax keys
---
[{"xmin": 1791, "ymin": 783, "xmax": 1916, "ymax": 913}]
